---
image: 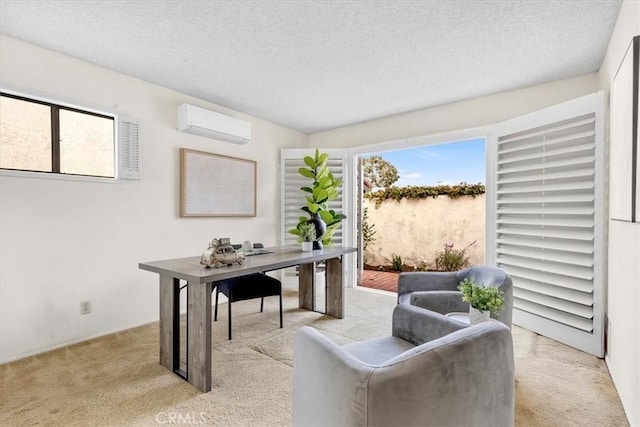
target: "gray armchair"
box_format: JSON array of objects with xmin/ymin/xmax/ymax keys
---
[
  {"xmin": 293, "ymin": 304, "xmax": 515, "ymax": 427},
  {"xmin": 398, "ymin": 265, "xmax": 513, "ymax": 328}
]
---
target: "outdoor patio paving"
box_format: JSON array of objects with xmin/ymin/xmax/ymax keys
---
[{"xmin": 359, "ymin": 269, "xmax": 399, "ymax": 293}]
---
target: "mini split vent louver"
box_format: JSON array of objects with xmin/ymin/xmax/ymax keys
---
[{"xmin": 177, "ymin": 104, "xmax": 251, "ymax": 144}]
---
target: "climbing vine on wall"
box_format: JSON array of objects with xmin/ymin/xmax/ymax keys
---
[{"xmin": 364, "ymin": 183, "xmax": 485, "ymax": 207}]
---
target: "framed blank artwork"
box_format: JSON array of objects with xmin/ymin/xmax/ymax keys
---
[
  {"xmin": 610, "ymin": 36, "xmax": 639, "ymax": 222},
  {"xmin": 180, "ymin": 148, "xmax": 256, "ymax": 217}
]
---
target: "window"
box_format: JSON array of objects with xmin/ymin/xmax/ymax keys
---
[{"xmin": 0, "ymin": 92, "xmax": 115, "ymax": 178}]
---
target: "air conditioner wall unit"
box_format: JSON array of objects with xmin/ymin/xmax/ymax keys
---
[{"xmin": 177, "ymin": 104, "xmax": 251, "ymax": 144}]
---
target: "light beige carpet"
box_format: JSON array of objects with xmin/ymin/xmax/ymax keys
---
[{"xmin": 0, "ymin": 281, "xmax": 629, "ymax": 426}]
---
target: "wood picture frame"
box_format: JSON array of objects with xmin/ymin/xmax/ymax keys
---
[
  {"xmin": 610, "ymin": 36, "xmax": 639, "ymax": 222},
  {"xmin": 180, "ymin": 148, "xmax": 256, "ymax": 217}
]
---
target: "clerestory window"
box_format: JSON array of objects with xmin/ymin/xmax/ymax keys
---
[{"xmin": 0, "ymin": 91, "xmax": 135, "ymax": 179}]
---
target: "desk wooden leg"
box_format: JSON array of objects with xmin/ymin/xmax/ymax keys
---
[
  {"xmin": 299, "ymin": 263, "xmax": 315, "ymax": 311},
  {"xmin": 326, "ymin": 257, "xmax": 344, "ymax": 319},
  {"xmin": 187, "ymin": 281, "xmax": 213, "ymax": 392},
  {"xmin": 159, "ymin": 276, "xmax": 180, "ymax": 370}
]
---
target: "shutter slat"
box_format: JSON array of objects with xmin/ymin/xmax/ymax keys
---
[
  {"xmin": 497, "ymin": 206, "xmax": 594, "ymax": 215},
  {"xmin": 505, "ymin": 266, "xmax": 594, "ymax": 293},
  {"xmin": 498, "ymin": 155, "xmax": 595, "ymax": 174},
  {"xmin": 497, "ymin": 255, "xmax": 593, "ymax": 280},
  {"xmin": 498, "ymin": 116, "xmax": 595, "ymax": 145},
  {"xmin": 497, "ymin": 142, "xmax": 595, "ymax": 165},
  {"xmin": 496, "ymin": 227, "xmax": 593, "ymax": 241},
  {"xmin": 514, "ymin": 288, "xmax": 593, "ymax": 318},
  {"xmin": 497, "ymin": 194, "xmax": 594, "ymax": 204},
  {"xmin": 498, "ymin": 129, "xmax": 595, "ymax": 156},
  {"xmin": 497, "ymin": 217, "xmax": 594, "ymax": 228},
  {"xmin": 497, "ymin": 247, "xmax": 593, "ymax": 267},
  {"xmin": 514, "ymin": 300, "xmax": 593, "ymax": 332},
  {"xmin": 497, "ymin": 180, "xmax": 594, "ymax": 194},
  {"xmin": 497, "ymin": 236, "xmax": 593, "ymax": 254},
  {"xmin": 513, "ymin": 277, "xmax": 594, "ymax": 306},
  {"xmin": 497, "ymin": 168, "xmax": 594, "ymax": 185}
]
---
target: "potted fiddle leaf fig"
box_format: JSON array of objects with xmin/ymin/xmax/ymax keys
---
[
  {"xmin": 458, "ymin": 278, "xmax": 505, "ymax": 324},
  {"xmin": 288, "ymin": 149, "xmax": 346, "ymax": 249}
]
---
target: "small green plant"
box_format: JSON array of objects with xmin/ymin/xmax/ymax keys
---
[
  {"xmin": 458, "ymin": 278, "xmax": 505, "ymax": 314},
  {"xmin": 434, "ymin": 241, "xmax": 476, "ymax": 271},
  {"xmin": 361, "ymin": 207, "xmax": 376, "ymax": 251},
  {"xmin": 297, "ymin": 222, "xmax": 317, "ymax": 243},
  {"xmin": 416, "ymin": 260, "xmax": 429, "ymax": 272},
  {"xmin": 391, "ymin": 253, "xmax": 404, "ymax": 272}
]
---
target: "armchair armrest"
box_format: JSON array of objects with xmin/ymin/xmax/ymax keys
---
[
  {"xmin": 293, "ymin": 327, "xmax": 373, "ymax": 426},
  {"xmin": 410, "ymin": 290, "xmax": 469, "ymax": 315},
  {"xmin": 392, "ymin": 304, "xmax": 468, "ymax": 346}
]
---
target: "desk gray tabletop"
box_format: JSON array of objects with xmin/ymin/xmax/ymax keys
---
[{"xmin": 139, "ymin": 245, "xmax": 357, "ymax": 284}]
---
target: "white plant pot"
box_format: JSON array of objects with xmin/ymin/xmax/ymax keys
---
[
  {"xmin": 469, "ymin": 306, "xmax": 490, "ymax": 324},
  {"xmin": 301, "ymin": 241, "xmax": 313, "ymax": 252}
]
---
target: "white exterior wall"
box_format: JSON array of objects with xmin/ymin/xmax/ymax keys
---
[
  {"xmin": 599, "ymin": 2, "xmax": 640, "ymax": 425},
  {"xmin": 363, "ymin": 196, "xmax": 485, "ymax": 269},
  {"xmin": 0, "ymin": 35, "xmax": 307, "ymax": 363}
]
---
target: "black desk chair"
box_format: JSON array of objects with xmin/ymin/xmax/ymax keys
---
[{"xmin": 213, "ymin": 244, "xmax": 283, "ymax": 340}]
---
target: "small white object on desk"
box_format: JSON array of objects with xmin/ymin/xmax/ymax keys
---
[{"xmin": 244, "ymin": 249, "xmax": 274, "ymax": 256}]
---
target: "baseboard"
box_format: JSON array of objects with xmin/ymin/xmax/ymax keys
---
[{"xmin": 0, "ymin": 317, "xmax": 159, "ymax": 365}]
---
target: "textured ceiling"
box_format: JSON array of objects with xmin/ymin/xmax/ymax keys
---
[{"xmin": 0, "ymin": 0, "xmax": 623, "ymax": 134}]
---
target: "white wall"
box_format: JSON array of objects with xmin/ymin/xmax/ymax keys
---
[
  {"xmin": 0, "ymin": 35, "xmax": 307, "ymax": 363},
  {"xmin": 599, "ymin": 2, "xmax": 640, "ymax": 425},
  {"xmin": 309, "ymin": 73, "xmax": 600, "ymax": 148}
]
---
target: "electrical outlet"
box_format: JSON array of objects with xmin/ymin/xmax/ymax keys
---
[{"xmin": 80, "ymin": 300, "xmax": 92, "ymax": 315}]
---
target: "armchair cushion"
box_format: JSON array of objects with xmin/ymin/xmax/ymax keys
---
[
  {"xmin": 342, "ymin": 336, "xmax": 415, "ymax": 365},
  {"xmin": 342, "ymin": 304, "xmax": 469, "ymax": 364},
  {"xmin": 391, "ymin": 302, "xmax": 468, "ymax": 345}
]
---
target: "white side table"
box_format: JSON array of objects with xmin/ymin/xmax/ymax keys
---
[{"xmin": 446, "ymin": 312, "xmax": 497, "ymax": 325}]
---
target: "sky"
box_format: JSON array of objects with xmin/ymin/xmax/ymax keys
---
[{"xmin": 366, "ymin": 137, "xmax": 486, "ymax": 187}]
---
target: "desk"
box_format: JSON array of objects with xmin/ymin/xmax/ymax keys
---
[{"xmin": 139, "ymin": 245, "xmax": 356, "ymax": 392}]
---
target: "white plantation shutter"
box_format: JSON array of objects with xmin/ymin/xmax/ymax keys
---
[
  {"xmin": 489, "ymin": 92, "xmax": 605, "ymax": 356},
  {"xmin": 281, "ymin": 149, "xmax": 347, "ymax": 246},
  {"xmin": 118, "ymin": 116, "xmax": 140, "ymax": 180}
]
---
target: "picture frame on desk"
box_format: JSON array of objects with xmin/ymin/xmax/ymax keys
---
[
  {"xmin": 610, "ymin": 35, "xmax": 639, "ymax": 222},
  {"xmin": 180, "ymin": 148, "xmax": 256, "ymax": 217}
]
